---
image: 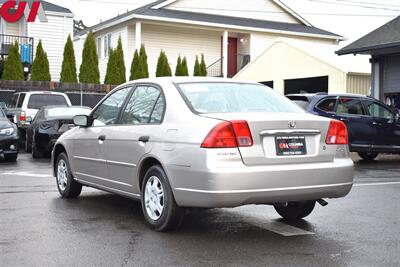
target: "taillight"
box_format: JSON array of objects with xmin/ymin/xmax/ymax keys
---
[
  {"xmin": 201, "ymin": 120, "xmax": 253, "ymax": 148},
  {"xmin": 19, "ymin": 111, "xmax": 26, "ymax": 124},
  {"xmin": 326, "ymin": 120, "xmax": 348, "ymax": 145}
]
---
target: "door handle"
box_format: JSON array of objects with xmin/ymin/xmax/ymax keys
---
[
  {"xmin": 139, "ymin": 136, "xmax": 150, "ymax": 143},
  {"xmin": 98, "ymin": 135, "xmax": 106, "ymax": 141}
]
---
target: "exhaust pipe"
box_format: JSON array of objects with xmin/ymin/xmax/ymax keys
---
[{"xmin": 317, "ymin": 199, "xmax": 328, "ymax": 207}]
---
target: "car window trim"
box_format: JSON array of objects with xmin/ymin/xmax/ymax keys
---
[
  {"xmin": 89, "ymin": 85, "xmax": 134, "ymax": 128},
  {"xmin": 314, "ymin": 96, "xmax": 339, "ymax": 113},
  {"xmin": 362, "ymin": 99, "xmax": 394, "ymax": 119},
  {"xmin": 116, "ymin": 83, "xmax": 167, "ymax": 126},
  {"xmin": 336, "ymin": 97, "xmax": 368, "ymax": 117}
]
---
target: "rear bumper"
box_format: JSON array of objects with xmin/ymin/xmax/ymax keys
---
[{"xmin": 168, "ymin": 158, "xmax": 354, "ymax": 208}]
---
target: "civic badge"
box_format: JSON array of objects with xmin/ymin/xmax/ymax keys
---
[{"xmin": 288, "ymin": 121, "xmax": 296, "ymax": 129}]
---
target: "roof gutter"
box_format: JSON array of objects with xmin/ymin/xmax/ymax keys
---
[
  {"xmin": 336, "ymin": 41, "xmax": 400, "ymax": 55},
  {"xmin": 82, "ymin": 13, "xmax": 344, "ymax": 41}
]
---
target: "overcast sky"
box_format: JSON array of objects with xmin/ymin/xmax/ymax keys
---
[{"xmin": 47, "ymin": 0, "xmax": 400, "ymax": 47}]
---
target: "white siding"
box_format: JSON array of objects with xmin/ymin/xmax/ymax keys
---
[
  {"xmin": 93, "ymin": 24, "xmax": 131, "ymax": 83},
  {"xmin": 27, "ymin": 14, "xmax": 74, "ymax": 81},
  {"xmin": 164, "ymin": 0, "xmax": 300, "ymax": 24},
  {"xmin": 141, "ymin": 23, "xmax": 221, "ymax": 77},
  {"xmin": 5, "ymin": 21, "xmax": 20, "ymax": 36},
  {"xmin": 347, "ymin": 74, "xmax": 371, "ymax": 95}
]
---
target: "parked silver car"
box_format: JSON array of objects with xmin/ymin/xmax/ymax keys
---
[{"xmin": 52, "ymin": 78, "xmax": 354, "ymax": 231}]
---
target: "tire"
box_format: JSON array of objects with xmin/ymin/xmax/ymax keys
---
[
  {"xmin": 25, "ymin": 133, "xmax": 32, "ymax": 153},
  {"xmin": 141, "ymin": 165, "xmax": 185, "ymax": 232},
  {"xmin": 4, "ymin": 154, "xmax": 18, "ymax": 162},
  {"xmin": 358, "ymin": 152, "xmax": 378, "ymax": 161},
  {"xmin": 274, "ymin": 201, "xmax": 316, "ymax": 220},
  {"xmin": 32, "ymin": 136, "xmax": 44, "ymax": 159},
  {"xmin": 55, "ymin": 152, "xmax": 82, "ymax": 198}
]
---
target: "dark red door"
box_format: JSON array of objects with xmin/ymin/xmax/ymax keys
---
[{"xmin": 228, "ymin": 37, "xmax": 238, "ymax": 77}]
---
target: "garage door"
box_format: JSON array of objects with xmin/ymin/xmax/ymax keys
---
[
  {"xmin": 284, "ymin": 76, "xmax": 328, "ymax": 95},
  {"xmin": 383, "ymin": 55, "xmax": 400, "ymax": 93}
]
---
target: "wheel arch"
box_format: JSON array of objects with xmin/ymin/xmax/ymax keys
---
[
  {"xmin": 137, "ymin": 156, "xmax": 168, "ymax": 192},
  {"xmin": 52, "ymin": 144, "xmax": 68, "ymax": 176}
]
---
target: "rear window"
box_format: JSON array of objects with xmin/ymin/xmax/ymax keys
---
[
  {"xmin": 316, "ymin": 98, "xmax": 337, "ymax": 112},
  {"xmin": 27, "ymin": 94, "xmax": 68, "ymax": 109},
  {"xmin": 292, "ymin": 100, "xmax": 309, "ymax": 110},
  {"xmin": 177, "ymin": 83, "xmax": 304, "ymax": 114},
  {"xmin": 8, "ymin": 94, "xmax": 18, "ymax": 108},
  {"xmin": 46, "ymin": 107, "xmax": 91, "ymax": 119}
]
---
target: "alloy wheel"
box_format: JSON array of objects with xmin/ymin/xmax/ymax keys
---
[{"xmin": 57, "ymin": 159, "xmax": 68, "ymax": 192}]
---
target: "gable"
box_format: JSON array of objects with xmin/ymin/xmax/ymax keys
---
[{"xmin": 160, "ymin": 0, "xmax": 304, "ymax": 25}]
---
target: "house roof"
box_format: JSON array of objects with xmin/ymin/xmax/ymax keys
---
[
  {"xmin": 336, "ymin": 16, "xmax": 400, "ymax": 55},
  {"xmin": 235, "ymin": 39, "xmax": 371, "ymax": 78},
  {"xmin": 75, "ymin": 0, "xmax": 343, "ymax": 40},
  {"xmin": 0, "ymin": 0, "xmax": 73, "ymax": 15}
]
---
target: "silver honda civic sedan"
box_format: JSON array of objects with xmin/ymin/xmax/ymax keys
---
[{"xmin": 52, "ymin": 78, "xmax": 353, "ymax": 231}]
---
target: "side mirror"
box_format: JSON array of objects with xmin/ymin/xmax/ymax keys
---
[
  {"xmin": 26, "ymin": 116, "xmax": 32, "ymax": 123},
  {"xmin": 73, "ymin": 115, "xmax": 90, "ymax": 127}
]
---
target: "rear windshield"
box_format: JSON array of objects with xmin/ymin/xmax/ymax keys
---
[
  {"xmin": 177, "ymin": 82, "xmax": 304, "ymax": 114},
  {"xmin": 292, "ymin": 100, "xmax": 309, "ymax": 110},
  {"xmin": 45, "ymin": 107, "xmax": 91, "ymax": 119},
  {"xmin": 28, "ymin": 94, "xmax": 68, "ymax": 109}
]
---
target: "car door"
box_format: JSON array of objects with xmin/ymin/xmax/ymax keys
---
[
  {"xmin": 104, "ymin": 84, "xmax": 166, "ymax": 195},
  {"xmin": 363, "ymin": 100, "xmax": 399, "ymax": 149},
  {"xmin": 71, "ymin": 87, "xmax": 132, "ymax": 188},
  {"xmin": 334, "ymin": 97, "xmax": 375, "ymax": 151}
]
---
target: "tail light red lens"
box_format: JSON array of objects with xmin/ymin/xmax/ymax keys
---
[
  {"xmin": 201, "ymin": 120, "xmax": 253, "ymax": 148},
  {"xmin": 326, "ymin": 120, "xmax": 348, "ymax": 145},
  {"xmin": 19, "ymin": 111, "xmax": 26, "ymax": 124}
]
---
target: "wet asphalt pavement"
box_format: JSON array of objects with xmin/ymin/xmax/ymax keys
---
[{"xmin": 1, "ymin": 153, "xmax": 400, "ymax": 266}]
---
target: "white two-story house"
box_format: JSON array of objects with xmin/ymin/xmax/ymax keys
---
[
  {"xmin": 0, "ymin": 1, "xmax": 74, "ymax": 81},
  {"xmin": 74, "ymin": 0, "xmax": 344, "ymax": 87}
]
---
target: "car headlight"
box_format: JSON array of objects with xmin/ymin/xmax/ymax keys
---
[{"xmin": 0, "ymin": 127, "xmax": 15, "ymax": 136}]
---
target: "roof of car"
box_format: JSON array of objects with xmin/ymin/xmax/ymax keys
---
[
  {"xmin": 287, "ymin": 93, "xmax": 370, "ymax": 99},
  {"xmin": 123, "ymin": 77, "xmax": 262, "ymax": 85},
  {"xmin": 14, "ymin": 91, "xmax": 68, "ymax": 95}
]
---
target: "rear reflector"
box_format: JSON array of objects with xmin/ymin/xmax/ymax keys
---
[
  {"xmin": 326, "ymin": 120, "xmax": 348, "ymax": 145},
  {"xmin": 201, "ymin": 120, "xmax": 253, "ymax": 148}
]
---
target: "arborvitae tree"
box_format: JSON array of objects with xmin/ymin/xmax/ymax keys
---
[
  {"xmin": 104, "ymin": 49, "xmax": 116, "ymax": 84},
  {"xmin": 156, "ymin": 51, "xmax": 172, "ymax": 77},
  {"xmin": 60, "ymin": 35, "xmax": 77, "ymax": 83},
  {"xmin": 31, "ymin": 40, "xmax": 51, "ymax": 81},
  {"xmin": 1, "ymin": 42, "xmax": 24, "ymax": 80},
  {"xmin": 79, "ymin": 31, "xmax": 100, "ymax": 84},
  {"xmin": 193, "ymin": 56, "xmax": 201, "ymax": 76},
  {"xmin": 113, "ymin": 36, "xmax": 126, "ymax": 84},
  {"xmin": 139, "ymin": 44, "xmax": 149, "ymax": 78},
  {"xmin": 129, "ymin": 49, "xmax": 140, "ymax": 80},
  {"xmin": 181, "ymin": 56, "xmax": 189, "ymax": 76},
  {"xmin": 200, "ymin": 54, "xmax": 207, "ymax": 76},
  {"xmin": 175, "ymin": 55, "xmax": 182, "ymax": 76}
]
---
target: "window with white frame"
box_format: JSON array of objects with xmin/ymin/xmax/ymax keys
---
[
  {"xmin": 104, "ymin": 33, "xmax": 112, "ymax": 58},
  {"xmin": 96, "ymin": 37, "xmax": 102, "ymax": 58}
]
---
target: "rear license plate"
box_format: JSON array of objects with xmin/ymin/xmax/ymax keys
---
[{"xmin": 275, "ymin": 136, "xmax": 307, "ymax": 156}]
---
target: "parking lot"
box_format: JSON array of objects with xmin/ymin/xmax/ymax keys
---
[{"xmin": 1, "ymin": 152, "xmax": 400, "ymax": 266}]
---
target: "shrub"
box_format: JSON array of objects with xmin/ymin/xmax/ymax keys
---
[
  {"xmin": 156, "ymin": 50, "xmax": 171, "ymax": 77},
  {"xmin": 129, "ymin": 49, "xmax": 140, "ymax": 80},
  {"xmin": 1, "ymin": 42, "xmax": 24, "ymax": 81},
  {"xmin": 60, "ymin": 35, "xmax": 77, "ymax": 83},
  {"xmin": 193, "ymin": 55, "xmax": 201, "ymax": 76},
  {"xmin": 113, "ymin": 36, "xmax": 126, "ymax": 84},
  {"xmin": 181, "ymin": 56, "xmax": 189, "ymax": 76},
  {"xmin": 139, "ymin": 44, "xmax": 149, "ymax": 78},
  {"xmin": 200, "ymin": 54, "xmax": 207, "ymax": 76},
  {"xmin": 31, "ymin": 40, "xmax": 51, "ymax": 81},
  {"xmin": 175, "ymin": 55, "xmax": 182, "ymax": 76},
  {"xmin": 79, "ymin": 31, "xmax": 100, "ymax": 84},
  {"xmin": 104, "ymin": 49, "xmax": 116, "ymax": 84}
]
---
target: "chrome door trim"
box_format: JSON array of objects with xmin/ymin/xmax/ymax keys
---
[
  {"xmin": 260, "ymin": 129, "xmax": 321, "ymax": 136},
  {"xmin": 73, "ymin": 156, "xmax": 106, "ymax": 163},
  {"xmin": 75, "ymin": 172, "xmax": 133, "ymax": 187},
  {"xmin": 107, "ymin": 160, "xmax": 137, "ymax": 167}
]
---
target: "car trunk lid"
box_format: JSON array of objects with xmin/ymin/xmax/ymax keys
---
[{"xmin": 201, "ymin": 112, "xmax": 335, "ymax": 166}]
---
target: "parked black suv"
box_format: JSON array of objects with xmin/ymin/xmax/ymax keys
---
[{"xmin": 287, "ymin": 93, "xmax": 400, "ymax": 160}]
